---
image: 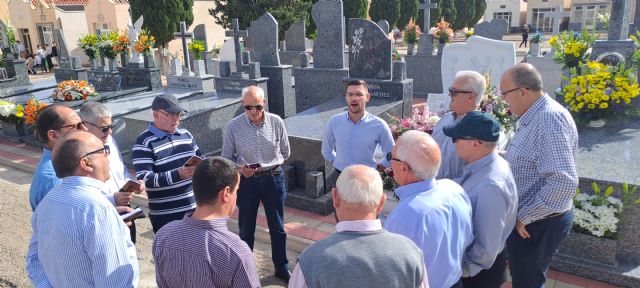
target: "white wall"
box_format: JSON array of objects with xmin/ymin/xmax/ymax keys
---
[{"xmin": 484, "ymin": 0, "xmax": 526, "ymax": 29}]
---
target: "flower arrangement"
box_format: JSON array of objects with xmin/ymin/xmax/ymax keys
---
[
  {"xmin": 24, "ymin": 98, "xmax": 47, "ymax": 125},
  {"xmin": 629, "ymin": 32, "xmax": 640, "ymax": 68},
  {"xmin": 0, "ymin": 101, "xmax": 24, "ymax": 124},
  {"xmin": 389, "ymin": 104, "xmax": 442, "ymax": 139},
  {"xmin": 573, "ymin": 183, "xmax": 623, "ymax": 238},
  {"xmin": 403, "ymin": 18, "xmax": 422, "ymax": 45},
  {"xmin": 480, "ymin": 74, "xmax": 518, "ymax": 132},
  {"xmin": 52, "ymin": 80, "xmax": 99, "ymax": 102},
  {"xmin": 548, "ymin": 29, "xmax": 598, "ymax": 68},
  {"xmin": 210, "ymin": 43, "xmax": 221, "ymax": 57},
  {"xmin": 560, "ymin": 61, "xmax": 640, "ymax": 122},
  {"xmin": 188, "ymin": 39, "xmax": 206, "ymax": 60},
  {"xmin": 113, "ymin": 32, "xmax": 130, "ymax": 55},
  {"xmin": 430, "ymin": 19, "xmax": 454, "ymax": 44},
  {"xmin": 465, "ymin": 29, "xmax": 474, "ymax": 39},
  {"xmin": 98, "ymin": 31, "xmax": 119, "ymax": 59},
  {"xmin": 135, "ymin": 29, "xmax": 155, "ymax": 55},
  {"xmin": 78, "ymin": 33, "xmax": 100, "ymax": 59},
  {"xmin": 529, "ymin": 32, "xmax": 543, "ymax": 44},
  {"xmin": 392, "ymin": 48, "xmax": 401, "ymax": 61}
]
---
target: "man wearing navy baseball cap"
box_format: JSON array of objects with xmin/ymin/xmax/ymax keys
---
[{"xmin": 444, "ymin": 111, "xmax": 518, "ymax": 288}]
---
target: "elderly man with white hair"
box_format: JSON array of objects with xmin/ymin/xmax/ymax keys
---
[
  {"xmin": 384, "ymin": 131, "xmax": 473, "ymax": 288},
  {"xmin": 289, "ymin": 165, "xmax": 429, "ymax": 288},
  {"xmin": 431, "ymin": 70, "xmax": 486, "ymax": 179}
]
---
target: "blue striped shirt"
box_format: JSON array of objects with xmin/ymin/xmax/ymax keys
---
[
  {"xmin": 26, "ymin": 176, "xmax": 139, "ymax": 287},
  {"xmin": 29, "ymin": 148, "xmax": 63, "ymax": 211},
  {"xmin": 505, "ymin": 94, "xmax": 578, "ymax": 225},
  {"xmin": 321, "ymin": 111, "xmax": 394, "ymax": 171},
  {"xmin": 132, "ymin": 123, "xmax": 201, "ymax": 216},
  {"xmin": 432, "ymin": 112, "xmax": 465, "ymax": 179}
]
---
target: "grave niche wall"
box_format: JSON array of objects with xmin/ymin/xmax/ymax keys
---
[{"xmin": 118, "ymin": 67, "xmax": 161, "ymax": 90}]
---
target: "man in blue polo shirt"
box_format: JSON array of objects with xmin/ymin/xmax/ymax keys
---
[
  {"xmin": 131, "ymin": 94, "xmax": 202, "ymax": 232},
  {"xmin": 321, "ymin": 79, "xmax": 394, "ymax": 188}
]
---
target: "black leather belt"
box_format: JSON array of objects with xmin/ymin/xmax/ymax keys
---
[
  {"xmin": 542, "ymin": 210, "xmax": 569, "ymax": 220},
  {"xmin": 252, "ymin": 165, "xmax": 282, "ymax": 177}
]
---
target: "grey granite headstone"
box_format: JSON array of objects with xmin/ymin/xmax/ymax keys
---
[
  {"xmin": 590, "ymin": 40, "xmax": 637, "ymax": 67},
  {"xmin": 473, "ymin": 19, "xmax": 509, "ymax": 40},
  {"xmin": 609, "ymin": 0, "xmax": 633, "ymax": 40},
  {"xmin": 311, "ymin": 0, "xmax": 346, "ymax": 69},
  {"xmin": 52, "ymin": 28, "xmax": 89, "ymax": 82},
  {"xmin": 392, "ymin": 61, "xmax": 406, "ymax": 81},
  {"xmin": 406, "ymin": 54, "xmax": 442, "ymax": 97},
  {"xmin": 248, "ymin": 13, "xmax": 281, "ymax": 66},
  {"xmin": 285, "ymin": 20, "xmax": 306, "ymax": 51},
  {"xmin": 242, "ymin": 51, "xmax": 251, "ymax": 65},
  {"xmin": 417, "ymin": 34, "xmax": 434, "ymax": 55},
  {"xmin": 246, "ymin": 62, "xmax": 261, "ymax": 79},
  {"xmin": 193, "ymin": 24, "xmax": 208, "ymax": 50},
  {"xmin": 377, "ymin": 20, "xmax": 390, "ymax": 34},
  {"xmin": 53, "ymin": 29, "xmax": 70, "ymax": 63},
  {"xmin": 300, "ymin": 52, "xmax": 310, "ymax": 68},
  {"xmin": 219, "ymin": 61, "xmax": 231, "ymax": 77},
  {"xmin": 348, "ymin": 18, "xmax": 392, "ymax": 80}
]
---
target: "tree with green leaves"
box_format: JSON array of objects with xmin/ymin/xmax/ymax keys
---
[
  {"xmin": 398, "ymin": 0, "xmax": 419, "ymax": 30},
  {"xmin": 129, "ymin": 0, "xmax": 194, "ymax": 48},
  {"xmin": 344, "ymin": 0, "xmax": 369, "ymax": 19},
  {"xmin": 469, "ymin": 0, "xmax": 486, "ymax": 28},
  {"xmin": 369, "ymin": 0, "xmax": 400, "ymax": 29},
  {"xmin": 441, "ymin": 0, "xmax": 456, "ymax": 28},
  {"xmin": 453, "ymin": 0, "xmax": 474, "ymax": 30},
  {"xmin": 417, "ymin": 0, "xmax": 443, "ymax": 31}
]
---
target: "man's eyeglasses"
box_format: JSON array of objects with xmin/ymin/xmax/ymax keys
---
[
  {"xmin": 452, "ymin": 136, "xmax": 484, "ymax": 144},
  {"xmin": 386, "ymin": 152, "xmax": 404, "ymax": 163},
  {"xmin": 58, "ymin": 121, "xmax": 85, "ymax": 131},
  {"xmin": 498, "ymin": 87, "xmax": 526, "ymax": 97},
  {"xmin": 244, "ymin": 105, "xmax": 264, "ymax": 111},
  {"xmin": 82, "ymin": 145, "xmax": 110, "ymax": 158},
  {"xmin": 84, "ymin": 121, "xmax": 114, "ymax": 134},
  {"xmin": 448, "ymin": 87, "xmax": 473, "ymax": 97},
  {"xmin": 158, "ymin": 110, "xmax": 186, "ymax": 119}
]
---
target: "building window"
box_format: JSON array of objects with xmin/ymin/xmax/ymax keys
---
[
  {"xmin": 500, "ymin": 5, "xmax": 506, "ymax": 9},
  {"xmin": 532, "ymin": 8, "xmax": 554, "ymax": 32}
]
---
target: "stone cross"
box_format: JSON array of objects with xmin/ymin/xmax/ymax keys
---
[
  {"xmin": 173, "ymin": 21, "xmax": 194, "ymax": 74},
  {"xmin": 225, "ymin": 18, "xmax": 248, "ymax": 77},
  {"xmin": 544, "ymin": 6, "xmax": 570, "ymax": 35},
  {"xmin": 609, "ymin": 0, "xmax": 632, "ymax": 40},
  {"xmin": 419, "ymin": 0, "xmax": 438, "ymax": 31}
]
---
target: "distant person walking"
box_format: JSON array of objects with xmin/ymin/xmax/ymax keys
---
[{"xmin": 519, "ymin": 25, "xmax": 529, "ymax": 48}]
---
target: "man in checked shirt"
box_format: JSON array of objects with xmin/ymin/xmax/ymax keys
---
[
  {"xmin": 500, "ymin": 63, "xmax": 578, "ymax": 288},
  {"xmin": 222, "ymin": 85, "xmax": 292, "ymax": 282}
]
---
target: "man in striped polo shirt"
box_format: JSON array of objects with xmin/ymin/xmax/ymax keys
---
[
  {"xmin": 222, "ymin": 85, "xmax": 292, "ymax": 282},
  {"xmin": 132, "ymin": 94, "xmax": 202, "ymax": 232}
]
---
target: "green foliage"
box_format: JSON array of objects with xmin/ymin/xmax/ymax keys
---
[
  {"xmin": 129, "ymin": 0, "xmax": 194, "ymax": 48},
  {"xmin": 344, "ymin": 0, "xmax": 369, "ymax": 19},
  {"xmin": 398, "ymin": 0, "xmax": 419, "ymax": 30},
  {"xmin": 622, "ymin": 182, "xmax": 640, "ymax": 208},
  {"xmin": 453, "ymin": 0, "xmax": 474, "ymax": 30},
  {"xmin": 209, "ymin": 0, "xmax": 313, "ymax": 41},
  {"xmin": 441, "ymin": 0, "xmax": 456, "ymax": 28},
  {"xmin": 369, "ymin": 0, "xmax": 400, "ymax": 29},
  {"xmin": 470, "ymin": 0, "xmax": 486, "ymax": 27},
  {"xmin": 7, "ymin": 24, "xmax": 16, "ymax": 45},
  {"xmin": 417, "ymin": 0, "xmax": 444, "ymax": 31}
]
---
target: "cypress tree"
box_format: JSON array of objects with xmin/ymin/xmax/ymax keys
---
[
  {"xmin": 453, "ymin": 0, "xmax": 474, "ymax": 30},
  {"xmin": 398, "ymin": 0, "xmax": 419, "ymax": 30},
  {"xmin": 369, "ymin": 0, "xmax": 400, "ymax": 29}
]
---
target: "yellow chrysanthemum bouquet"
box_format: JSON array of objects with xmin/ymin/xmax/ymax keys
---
[
  {"xmin": 188, "ymin": 39, "xmax": 206, "ymax": 60},
  {"xmin": 0, "ymin": 100, "xmax": 24, "ymax": 124},
  {"xmin": 549, "ymin": 29, "xmax": 598, "ymax": 68},
  {"xmin": 561, "ymin": 61, "xmax": 640, "ymax": 121}
]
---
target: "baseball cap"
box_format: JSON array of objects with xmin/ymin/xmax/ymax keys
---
[
  {"xmin": 151, "ymin": 94, "xmax": 186, "ymax": 114},
  {"xmin": 443, "ymin": 111, "xmax": 501, "ymax": 142}
]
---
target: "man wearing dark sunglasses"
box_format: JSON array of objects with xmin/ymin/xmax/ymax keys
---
[
  {"xmin": 431, "ymin": 70, "xmax": 486, "ymax": 180},
  {"xmin": 222, "ymin": 85, "xmax": 292, "ymax": 282},
  {"xmin": 80, "ymin": 102, "xmax": 146, "ymax": 243},
  {"xmin": 29, "ymin": 104, "xmax": 88, "ymax": 210},
  {"xmin": 132, "ymin": 94, "xmax": 202, "ymax": 233},
  {"xmin": 443, "ymin": 111, "xmax": 518, "ymax": 288}
]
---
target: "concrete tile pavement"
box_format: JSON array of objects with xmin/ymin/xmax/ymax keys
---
[{"xmin": 0, "ymin": 138, "xmax": 620, "ymax": 288}]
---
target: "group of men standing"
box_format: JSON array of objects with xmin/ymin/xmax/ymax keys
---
[{"xmin": 24, "ymin": 62, "xmax": 577, "ymax": 288}]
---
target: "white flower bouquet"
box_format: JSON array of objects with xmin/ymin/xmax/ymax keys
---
[{"xmin": 573, "ymin": 183, "xmax": 623, "ymax": 238}]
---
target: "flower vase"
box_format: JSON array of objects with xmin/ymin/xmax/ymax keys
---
[
  {"xmin": 530, "ymin": 43, "xmax": 541, "ymax": 57},
  {"xmin": 438, "ymin": 42, "xmax": 446, "ymax": 55},
  {"xmin": 108, "ymin": 58, "xmax": 118, "ymax": 72},
  {"xmin": 407, "ymin": 43, "xmax": 414, "ymax": 56},
  {"xmin": 588, "ymin": 119, "xmax": 606, "ymax": 128},
  {"xmin": 1, "ymin": 119, "xmax": 26, "ymax": 140},
  {"xmin": 120, "ymin": 53, "xmax": 129, "ymax": 67},
  {"xmin": 90, "ymin": 58, "xmax": 99, "ymax": 70},
  {"xmin": 144, "ymin": 54, "xmax": 154, "ymax": 68}
]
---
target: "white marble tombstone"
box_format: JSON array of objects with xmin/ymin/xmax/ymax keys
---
[
  {"xmin": 428, "ymin": 36, "xmax": 516, "ymax": 112},
  {"xmin": 219, "ymin": 37, "xmax": 237, "ymax": 72}
]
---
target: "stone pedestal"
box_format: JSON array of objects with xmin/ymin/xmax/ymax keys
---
[
  {"xmin": 261, "ymin": 65, "xmax": 295, "ymax": 118},
  {"xmin": 293, "ymin": 67, "xmax": 349, "ymax": 112},
  {"xmin": 0, "ymin": 59, "xmax": 30, "ymax": 89},
  {"xmin": 193, "ymin": 60, "xmax": 207, "ymax": 76},
  {"xmin": 117, "ymin": 66, "xmax": 162, "ymax": 90},
  {"xmin": 406, "ymin": 55, "xmax": 442, "ymax": 98},
  {"xmin": 590, "ymin": 40, "xmax": 637, "ymax": 64},
  {"xmin": 88, "ymin": 70, "xmax": 122, "ymax": 91},
  {"xmin": 167, "ymin": 74, "xmax": 215, "ymax": 92},
  {"xmin": 214, "ymin": 76, "xmax": 269, "ymax": 98},
  {"xmin": 54, "ymin": 67, "xmax": 89, "ymax": 82},
  {"xmin": 279, "ymin": 51, "xmax": 306, "ymax": 67}
]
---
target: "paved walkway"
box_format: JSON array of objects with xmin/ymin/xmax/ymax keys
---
[{"xmin": 0, "ymin": 138, "xmax": 619, "ymax": 288}]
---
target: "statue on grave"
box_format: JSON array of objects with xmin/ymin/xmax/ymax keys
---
[{"xmin": 128, "ymin": 16, "xmax": 144, "ymax": 64}]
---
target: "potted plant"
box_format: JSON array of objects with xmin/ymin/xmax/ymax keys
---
[
  {"xmin": 51, "ymin": 80, "xmax": 99, "ymax": 107},
  {"xmin": 78, "ymin": 33, "xmax": 100, "ymax": 69},
  {"xmin": 430, "ymin": 19, "xmax": 454, "ymax": 55},
  {"xmin": 0, "ymin": 100, "xmax": 25, "ymax": 139},
  {"xmin": 98, "ymin": 31, "xmax": 119, "ymax": 71},
  {"xmin": 559, "ymin": 61, "xmax": 640, "ymax": 127},
  {"xmin": 113, "ymin": 32, "xmax": 131, "ymax": 67},
  {"xmin": 403, "ymin": 18, "xmax": 422, "ymax": 56},
  {"xmin": 188, "ymin": 39, "xmax": 206, "ymax": 75},
  {"xmin": 528, "ymin": 32, "xmax": 543, "ymax": 57},
  {"xmin": 135, "ymin": 29, "xmax": 156, "ymax": 68},
  {"xmin": 548, "ymin": 29, "xmax": 598, "ymax": 69}
]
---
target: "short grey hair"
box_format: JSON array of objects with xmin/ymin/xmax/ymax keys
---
[
  {"xmin": 511, "ymin": 63, "xmax": 543, "ymax": 92},
  {"xmin": 335, "ymin": 165, "xmax": 383, "ymax": 211},
  {"xmin": 241, "ymin": 86, "xmax": 265, "ymax": 101},
  {"xmin": 455, "ymin": 70, "xmax": 486, "ymax": 107},
  {"xmin": 396, "ymin": 130, "xmax": 440, "ymax": 180},
  {"xmin": 79, "ymin": 102, "xmax": 112, "ymax": 123}
]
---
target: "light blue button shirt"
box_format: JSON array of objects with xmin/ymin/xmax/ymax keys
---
[
  {"xmin": 29, "ymin": 148, "xmax": 63, "ymax": 211},
  {"xmin": 321, "ymin": 111, "xmax": 394, "ymax": 171},
  {"xmin": 384, "ymin": 178, "xmax": 474, "ymax": 288},
  {"xmin": 456, "ymin": 151, "xmax": 518, "ymax": 277},
  {"xmin": 26, "ymin": 176, "xmax": 139, "ymax": 287},
  {"xmin": 432, "ymin": 112, "xmax": 466, "ymax": 179}
]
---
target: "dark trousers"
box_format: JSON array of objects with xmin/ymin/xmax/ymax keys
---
[
  {"xmin": 507, "ymin": 211, "xmax": 573, "ymax": 288},
  {"xmin": 46, "ymin": 55, "xmax": 54, "ymax": 70},
  {"xmin": 462, "ymin": 250, "xmax": 508, "ymax": 288},
  {"xmin": 237, "ymin": 173, "xmax": 289, "ymax": 272},
  {"xmin": 150, "ymin": 210, "xmax": 193, "ymax": 233},
  {"xmin": 520, "ymin": 37, "xmax": 528, "ymax": 47}
]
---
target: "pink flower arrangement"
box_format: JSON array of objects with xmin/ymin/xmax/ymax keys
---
[{"xmin": 389, "ymin": 104, "xmax": 442, "ymax": 139}]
